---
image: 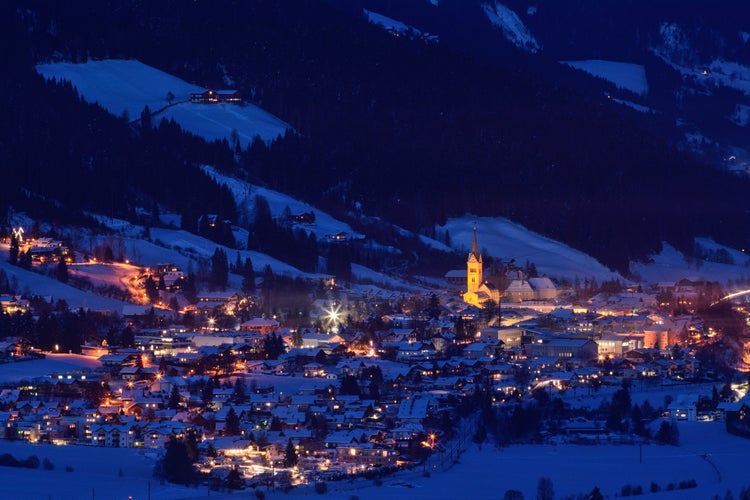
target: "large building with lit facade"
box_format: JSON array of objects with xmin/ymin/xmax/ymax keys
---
[{"xmin": 462, "ymin": 227, "xmax": 500, "ymax": 307}]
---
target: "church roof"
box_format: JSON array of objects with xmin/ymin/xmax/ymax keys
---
[
  {"xmin": 529, "ymin": 277, "xmax": 556, "ymax": 290},
  {"xmin": 506, "ymin": 280, "xmax": 534, "ymax": 293}
]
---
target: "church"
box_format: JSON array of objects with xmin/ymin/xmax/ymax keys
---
[
  {"xmin": 456, "ymin": 227, "xmax": 558, "ymax": 308},
  {"xmin": 462, "ymin": 227, "xmax": 501, "ymax": 308}
]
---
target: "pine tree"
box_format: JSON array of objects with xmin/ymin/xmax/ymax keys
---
[
  {"xmin": 145, "ymin": 276, "xmax": 159, "ymax": 303},
  {"xmin": 588, "ymin": 486, "xmax": 604, "ymax": 500},
  {"xmin": 168, "ymin": 385, "xmax": 181, "ymax": 409},
  {"xmin": 241, "ymin": 257, "xmax": 256, "ymax": 293},
  {"xmin": 159, "ymin": 439, "xmax": 196, "ymax": 485},
  {"xmin": 232, "ymin": 377, "xmax": 246, "ymax": 404},
  {"xmin": 283, "ymin": 437, "xmax": 298, "ymax": 468},
  {"xmin": 225, "ymin": 407, "xmax": 241, "ymax": 435},
  {"xmin": 210, "ymin": 247, "xmax": 228, "ymax": 290},
  {"xmin": 140, "ymin": 105, "xmax": 152, "ymax": 131},
  {"xmin": 18, "ymin": 251, "xmax": 31, "ymax": 270},
  {"xmin": 201, "ymin": 384, "xmax": 213, "ymax": 407},
  {"xmin": 56, "ymin": 259, "xmax": 69, "ymax": 283},
  {"xmin": 537, "ymin": 476, "xmax": 554, "ymax": 500},
  {"xmin": 8, "ymin": 232, "xmax": 18, "ymax": 265},
  {"xmin": 225, "ymin": 466, "xmax": 244, "ymax": 489}
]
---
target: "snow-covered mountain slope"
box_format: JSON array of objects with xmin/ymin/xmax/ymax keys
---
[
  {"xmin": 440, "ymin": 216, "xmax": 622, "ymax": 282},
  {"xmin": 200, "ymin": 166, "xmax": 362, "ymax": 240},
  {"xmin": 442, "ymin": 215, "xmax": 750, "ymax": 287},
  {"xmin": 84, "ymin": 214, "xmax": 319, "ymax": 280},
  {"xmin": 481, "ymin": 1, "xmax": 540, "ymax": 53},
  {"xmin": 35, "ymin": 59, "xmax": 290, "ymax": 146},
  {"xmin": 0, "ymin": 242, "xmax": 132, "ymax": 311},
  {"xmin": 630, "ymin": 240, "xmax": 750, "ymax": 285},
  {"xmin": 364, "ymin": 9, "xmax": 437, "ymax": 42},
  {"xmin": 562, "ymin": 60, "xmax": 648, "ymax": 96}
]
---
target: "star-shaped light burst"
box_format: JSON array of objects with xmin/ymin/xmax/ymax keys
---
[{"xmin": 323, "ymin": 303, "xmax": 343, "ymax": 333}]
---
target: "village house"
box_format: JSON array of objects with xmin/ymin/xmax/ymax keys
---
[
  {"xmin": 91, "ymin": 423, "xmax": 140, "ymax": 447},
  {"xmin": 0, "ymin": 295, "xmax": 30, "ymax": 314},
  {"xmin": 190, "ymin": 89, "xmax": 242, "ymax": 104},
  {"xmin": 525, "ymin": 338, "xmax": 598, "ymax": 360},
  {"xmin": 240, "ymin": 317, "xmax": 280, "ymax": 335}
]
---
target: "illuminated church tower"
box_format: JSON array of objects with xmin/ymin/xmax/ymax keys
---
[
  {"xmin": 463, "ymin": 224, "xmax": 490, "ymax": 307},
  {"xmin": 467, "ymin": 225, "xmax": 482, "ymax": 293}
]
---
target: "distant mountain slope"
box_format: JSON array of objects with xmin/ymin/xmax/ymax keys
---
[
  {"xmin": 8, "ymin": 0, "xmax": 750, "ymax": 275},
  {"xmin": 442, "ymin": 216, "xmax": 622, "ymax": 282},
  {"xmin": 36, "ymin": 59, "xmax": 290, "ymax": 146},
  {"xmin": 561, "ymin": 60, "xmax": 648, "ymax": 96},
  {"xmin": 0, "ymin": 243, "xmax": 132, "ymax": 311},
  {"xmin": 200, "ymin": 166, "xmax": 361, "ymax": 240},
  {"xmin": 481, "ymin": 1, "xmax": 539, "ymax": 53}
]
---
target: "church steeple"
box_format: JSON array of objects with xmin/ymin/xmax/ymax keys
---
[
  {"xmin": 466, "ymin": 223, "xmax": 483, "ymax": 294},
  {"xmin": 470, "ymin": 223, "xmax": 481, "ymax": 262}
]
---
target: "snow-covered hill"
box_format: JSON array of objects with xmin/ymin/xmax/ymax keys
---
[
  {"xmin": 440, "ymin": 216, "xmax": 622, "ymax": 282},
  {"xmin": 562, "ymin": 60, "xmax": 648, "ymax": 96},
  {"xmin": 35, "ymin": 59, "xmax": 290, "ymax": 146},
  {"xmin": 630, "ymin": 239, "xmax": 750, "ymax": 286},
  {"xmin": 364, "ymin": 9, "xmax": 436, "ymax": 42},
  {"xmin": 441, "ymin": 215, "xmax": 750, "ymax": 288},
  {"xmin": 200, "ymin": 166, "xmax": 361, "ymax": 241},
  {"xmin": 0, "ymin": 242, "xmax": 133, "ymax": 312},
  {"xmin": 83, "ymin": 215, "xmax": 320, "ymax": 281},
  {"xmin": 481, "ymin": 1, "xmax": 540, "ymax": 53}
]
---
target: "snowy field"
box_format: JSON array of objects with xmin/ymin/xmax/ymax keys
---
[
  {"xmin": 630, "ymin": 240, "xmax": 750, "ymax": 286},
  {"xmin": 0, "ymin": 242, "xmax": 132, "ymax": 312},
  {"xmin": 440, "ymin": 216, "xmax": 622, "ymax": 282},
  {"xmin": 0, "ymin": 363, "xmax": 744, "ymax": 499},
  {"xmin": 364, "ymin": 9, "xmax": 430, "ymax": 39},
  {"xmin": 35, "ymin": 59, "xmax": 202, "ymax": 120},
  {"xmin": 35, "ymin": 59, "xmax": 289, "ymax": 147},
  {"xmin": 1, "ymin": 420, "xmax": 748, "ymax": 499},
  {"xmin": 562, "ymin": 60, "xmax": 649, "ymax": 96},
  {"xmin": 0, "ymin": 353, "xmax": 101, "ymax": 383},
  {"xmin": 613, "ymin": 98, "xmax": 653, "ymax": 113},
  {"xmin": 482, "ymin": 1, "xmax": 540, "ymax": 53},
  {"xmin": 200, "ymin": 166, "xmax": 361, "ymax": 241},
  {"xmin": 157, "ymin": 100, "xmax": 289, "ymax": 147}
]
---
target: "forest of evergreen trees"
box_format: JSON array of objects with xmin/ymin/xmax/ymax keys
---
[{"xmin": 3, "ymin": 0, "xmax": 750, "ymax": 274}]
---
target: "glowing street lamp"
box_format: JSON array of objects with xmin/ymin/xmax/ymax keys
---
[{"xmin": 324, "ymin": 304, "xmax": 342, "ymax": 333}]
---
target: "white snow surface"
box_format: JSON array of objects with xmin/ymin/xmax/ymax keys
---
[
  {"xmin": 35, "ymin": 59, "xmax": 202, "ymax": 119},
  {"xmin": 148, "ymin": 227, "xmax": 317, "ymax": 279},
  {"xmin": 0, "ymin": 243, "xmax": 132, "ymax": 312},
  {"xmin": 364, "ymin": 9, "xmax": 416, "ymax": 35},
  {"xmin": 3, "ymin": 420, "xmax": 750, "ymax": 499},
  {"xmin": 563, "ymin": 60, "xmax": 649, "ymax": 96},
  {"xmin": 652, "ymin": 29, "xmax": 750, "ymax": 97},
  {"xmin": 0, "ymin": 354, "xmax": 101, "ymax": 383},
  {"xmin": 612, "ymin": 98, "xmax": 653, "ymax": 113},
  {"xmin": 35, "ymin": 59, "xmax": 290, "ymax": 146},
  {"xmin": 631, "ymin": 240, "xmax": 750, "ymax": 286},
  {"xmin": 200, "ymin": 165, "xmax": 361, "ymax": 241},
  {"xmin": 440, "ymin": 216, "xmax": 621, "ymax": 282},
  {"xmin": 351, "ymin": 263, "xmax": 426, "ymax": 292},
  {"xmin": 83, "ymin": 213, "xmax": 320, "ymax": 279},
  {"xmin": 157, "ymin": 99, "xmax": 290, "ymax": 147},
  {"xmin": 481, "ymin": 1, "xmax": 540, "ymax": 53}
]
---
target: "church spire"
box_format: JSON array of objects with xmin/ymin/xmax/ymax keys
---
[
  {"xmin": 470, "ymin": 222, "xmax": 481, "ymax": 261},
  {"xmin": 466, "ymin": 222, "xmax": 483, "ymax": 295}
]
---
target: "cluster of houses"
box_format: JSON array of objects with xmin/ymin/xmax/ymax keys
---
[
  {"xmin": 190, "ymin": 89, "xmax": 242, "ymax": 104},
  {"xmin": 0, "ymin": 225, "xmax": 740, "ymax": 486},
  {"xmin": 0, "ymin": 280, "xmax": 722, "ymax": 484}
]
